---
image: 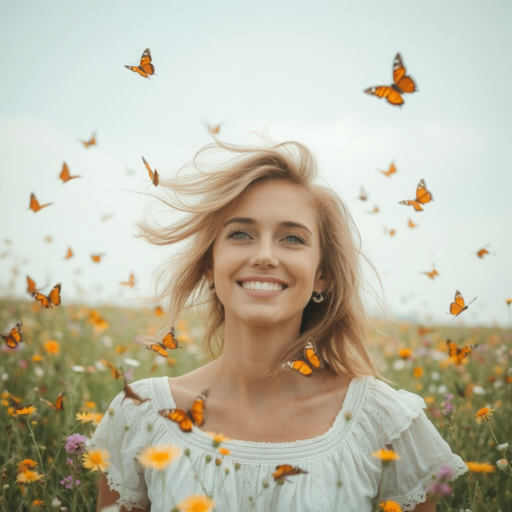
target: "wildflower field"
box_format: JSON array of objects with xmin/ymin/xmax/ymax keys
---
[{"xmin": 1, "ymin": 299, "xmax": 511, "ymax": 512}]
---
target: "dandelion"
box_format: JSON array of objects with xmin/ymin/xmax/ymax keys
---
[
  {"xmin": 65, "ymin": 433, "xmax": 88, "ymax": 455},
  {"xmin": 16, "ymin": 470, "xmax": 44, "ymax": 484},
  {"xmin": 475, "ymin": 407, "xmax": 494, "ymax": 424},
  {"xmin": 466, "ymin": 462, "xmax": 496, "ymax": 473},
  {"xmin": 176, "ymin": 494, "xmax": 215, "ymax": 512},
  {"xmin": 138, "ymin": 445, "xmax": 181, "ymax": 470},
  {"xmin": 82, "ymin": 448, "xmax": 110, "ymax": 472},
  {"xmin": 496, "ymin": 459, "xmax": 508, "ymax": 471},
  {"xmin": 379, "ymin": 500, "xmax": 403, "ymax": 512},
  {"xmin": 17, "ymin": 459, "xmax": 38, "ymax": 473},
  {"xmin": 14, "ymin": 406, "xmax": 37, "ymax": 416},
  {"xmin": 43, "ymin": 340, "xmax": 60, "ymax": 354}
]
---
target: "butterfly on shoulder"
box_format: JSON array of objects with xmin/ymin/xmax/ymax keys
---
[
  {"xmin": 122, "ymin": 379, "xmax": 151, "ymax": 405},
  {"xmin": 447, "ymin": 339, "xmax": 478, "ymax": 365},
  {"xmin": 159, "ymin": 389, "xmax": 209, "ymax": 432},
  {"xmin": 399, "ymin": 179, "xmax": 433, "ymax": 211},
  {"xmin": 125, "ymin": 48, "xmax": 155, "ymax": 79},
  {"xmin": 449, "ymin": 290, "xmax": 476, "ymax": 318},
  {"xmin": 272, "ymin": 464, "xmax": 308, "ymax": 482},
  {"xmin": 31, "ymin": 283, "xmax": 62, "ymax": 308},
  {"xmin": 81, "ymin": 132, "xmax": 96, "ymax": 148},
  {"xmin": 29, "ymin": 193, "xmax": 52, "ymax": 213},
  {"xmin": 59, "ymin": 163, "xmax": 81, "ymax": 183},
  {"xmin": 282, "ymin": 340, "xmax": 324, "ymax": 377},
  {"xmin": 364, "ymin": 53, "xmax": 417, "ymax": 107},
  {"xmin": 1, "ymin": 321, "xmax": 23, "ymax": 349},
  {"xmin": 141, "ymin": 156, "xmax": 159, "ymax": 187},
  {"xmin": 39, "ymin": 392, "xmax": 65, "ymax": 411}
]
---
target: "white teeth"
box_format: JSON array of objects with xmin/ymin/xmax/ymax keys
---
[
  {"xmin": 262, "ymin": 282, "xmax": 269, "ymax": 291},
  {"xmin": 254, "ymin": 282, "xmax": 262, "ymax": 290},
  {"xmin": 241, "ymin": 281, "xmax": 283, "ymax": 291}
]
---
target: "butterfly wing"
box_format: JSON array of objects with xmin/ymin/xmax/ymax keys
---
[
  {"xmin": 60, "ymin": 163, "xmax": 71, "ymax": 182},
  {"xmin": 304, "ymin": 341, "xmax": 323, "ymax": 370},
  {"xmin": 450, "ymin": 290, "xmax": 467, "ymax": 316},
  {"xmin": 65, "ymin": 248, "xmax": 73, "ymax": 259},
  {"xmin": 415, "ymin": 179, "xmax": 433, "ymax": 205},
  {"xmin": 31, "ymin": 292, "xmax": 50, "ymax": 308},
  {"xmin": 146, "ymin": 344, "xmax": 168, "ymax": 357},
  {"xmin": 123, "ymin": 382, "xmax": 151, "ymax": 405},
  {"xmin": 161, "ymin": 327, "xmax": 179, "ymax": 349},
  {"xmin": 1, "ymin": 321, "xmax": 22, "ymax": 348},
  {"xmin": 272, "ymin": 464, "xmax": 308, "ymax": 481},
  {"xmin": 283, "ymin": 359, "xmax": 313, "ymax": 376},
  {"xmin": 399, "ymin": 200, "xmax": 423, "ymax": 211},
  {"xmin": 364, "ymin": 85, "xmax": 404, "ymax": 107},
  {"xmin": 139, "ymin": 48, "xmax": 155, "ymax": 76},
  {"xmin": 26, "ymin": 276, "xmax": 37, "ymax": 293},
  {"xmin": 189, "ymin": 390, "xmax": 208, "ymax": 427},
  {"xmin": 48, "ymin": 284, "xmax": 62, "ymax": 307},
  {"xmin": 477, "ymin": 249, "xmax": 489, "ymax": 258},
  {"xmin": 161, "ymin": 408, "xmax": 194, "ymax": 432},
  {"xmin": 29, "ymin": 193, "xmax": 51, "ymax": 212},
  {"xmin": 91, "ymin": 255, "xmax": 102, "ymax": 263}
]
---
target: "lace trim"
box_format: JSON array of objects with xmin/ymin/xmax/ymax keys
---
[{"xmin": 104, "ymin": 466, "xmax": 150, "ymax": 511}]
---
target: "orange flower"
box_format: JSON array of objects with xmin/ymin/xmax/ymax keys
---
[
  {"xmin": 82, "ymin": 448, "xmax": 110, "ymax": 472},
  {"xmin": 372, "ymin": 449, "xmax": 401, "ymax": 461},
  {"xmin": 506, "ymin": 298, "xmax": 512, "ymax": 306},
  {"xmin": 398, "ymin": 348, "xmax": 412, "ymax": 359},
  {"xmin": 205, "ymin": 432, "xmax": 231, "ymax": 448},
  {"xmin": 31, "ymin": 500, "xmax": 44, "ymax": 506},
  {"xmin": 475, "ymin": 407, "xmax": 494, "ymax": 424},
  {"xmin": 16, "ymin": 470, "xmax": 43, "ymax": 484},
  {"xmin": 31, "ymin": 355, "xmax": 43, "ymax": 362},
  {"xmin": 218, "ymin": 447, "xmax": 231, "ymax": 456},
  {"xmin": 43, "ymin": 340, "xmax": 60, "ymax": 354},
  {"xmin": 15, "ymin": 406, "xmax": 37, "ymax": 416},
  {"xmin": 17, "ymin": 459, "xmax": 38, "ymax": 473},
  {"xmin": 413, "ymin": 367, "xmax": 424, "ymax": 378},
  {"xmin": 379, "ymin": 501, "xmax": 403, "ymax": 512},
  {"xmin": 466, "ymin": 462, "xmax": 495, "ymax": 473},
  {"xmin": 177, "ymin": 495, "xmax": 215, "ymax": 512}
]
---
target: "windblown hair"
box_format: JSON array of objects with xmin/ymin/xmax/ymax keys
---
[{"xmin": 138, "ymin": 137, "xmax": 379, "ymax": 378}]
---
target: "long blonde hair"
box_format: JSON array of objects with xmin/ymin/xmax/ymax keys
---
[{"xmin": 138, "ymin": 137, "xmax": 379, "ymax": 378}]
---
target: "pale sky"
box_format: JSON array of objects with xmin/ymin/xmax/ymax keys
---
[{"xmin": 1, "ymin": 1, "xmax": 511, "ymax": 327}]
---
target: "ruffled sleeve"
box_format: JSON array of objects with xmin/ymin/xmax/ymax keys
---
[
  {"xmin": 362, "ymin": 378, "xmax": 468, "ymax": 511},
  {"xmin": 91, "ymin": 379, "xmax": 152, "ymax": 511}
]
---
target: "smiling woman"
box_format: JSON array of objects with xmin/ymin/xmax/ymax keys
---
[{"xmin": 92, "ymin": 137, "xmax": 466, "ymax": 512}]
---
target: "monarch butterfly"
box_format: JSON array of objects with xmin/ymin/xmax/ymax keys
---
[
  {"xmin": 31, "ymin": 283, "xmax": 62, "ymax": 309},
  {"xmin": 125, "ymin": 48, "xmax": 155, "ymax": 79},
  {"xmin": 81, "ymin": 132, "xmax": 96, "ymax": 148},
  {"xmin": 159, "ymin": 389, "xmax": 209, "ymax": 432},
  {"xmin": 120, "ymin": 273, "xmax": 135, "ymax": 287},
  {"xmin": 422, "ymin": 268, "xmax": 438, "ymax": 279},
  {"xmin": 447, "ymin": 339, "xmax": 478, "ymax": 365},
  {"xmin": 1, "ymin": 321, "xmax": 23, "ymax": 349},
  {"xmin": 26, "ymin": 276, "xmax": 40, "ymax": 293},
  {"xmin": 161, "ymin": 327, "xmax": 181, "ymax": 350},
  {"xmin": 29, "ymin": 193, "xmax": 52, "ymax": 213},
  {"xmin": 39, "ymin": 392, "xmax": 65, "ymax": 411},
  {"xmin": 283, "ymin": 340, "xmax": 323, "ymax": 377},
  {"xmin": 91, "ymin": 254, "xmax": 104, "ymax": 263},
  {"xmin": 59, "ymin": 163, "xmax": 81, "ymax": 183},
  {"xmin": 100, "ymin": 358, "xmax": 123, "ymax": 379},
  {"xmin": 476, "ymin": 248, "xmax": 489, "ymax": 258},
  {"xmin": 122, "ymin": 379, "xmax": 151, "ymax": 405},
  {"xmin": 379, "ymin": 162, "xmax": 396, "ymax": 177},
  {"xmin": 141, "ymin": 157, "xmax": 159, "ymax": 187},
  {"xmin": 146, "ymin": 344, "xmax": 168, "ymax": 357},
  {"xmin": 272, "ymin": 464, "xmax": 308, "ymax": 482},
  {"xmin": 364, "ymin": 53, "xmax": 417, "ymax": 107},
  {"xmin": 64, "ymin": 248, "xmax": 73, "ymax": 260},
  {"xmin": 399, "ymin": 179, "xmax": 433, "ymax": 211},
  {"xmin": 449, "ymin": 290, "xmax": 476, "ymax": 317},
  {"xmin": 408, "ymin": 219, "xmax": 418, "ymax": 228}
]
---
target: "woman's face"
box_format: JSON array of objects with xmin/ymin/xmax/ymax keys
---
[{"xmin": 207, "ymin": 179, "xmax": 326, "ymax": 328}]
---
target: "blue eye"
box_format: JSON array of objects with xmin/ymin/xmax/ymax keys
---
[
  {"xmin": 284, "ymin": 234, "xmax": 305, "ymax": 244},
  {"xmin": 228, "ymin": 230, "xmax": 250, "ymax": 239}
]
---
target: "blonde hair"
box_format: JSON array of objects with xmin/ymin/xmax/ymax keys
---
[{"xmin": 138, "ymin": 137, "xmax": 379, "ymax": 379}]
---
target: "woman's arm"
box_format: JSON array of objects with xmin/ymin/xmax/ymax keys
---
[
  {"xmin": 97, "ymin": 474, "xmax": 150, "ymax": 512},
  {"xmin": 413, "ymin": 498, "xmax": 436, "ymax": 512}
]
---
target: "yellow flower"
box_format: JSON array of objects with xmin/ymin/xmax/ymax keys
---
[
  {"xmin": 31, "ymin": 500, "xmax": 44, "ymax": 506},
  {"xmin": 82, "ymin": 448, "xmax": 110, "ymax": 473},
  {"xmin": 31, "ymin": 355, "xmax": 43, "ymax": 362},
  {"xmin": 205, "ymin": 431, "xmax": 231, "ymax": 447},
  {"xmin": 17, "ymin": 459, "xmax": 38, "ymax": 473},
  {"xmin": 83, "ymin": 401, "xmax": 97, "ymax": 409},
  {"xmin": 218, "ymin": 447, "xmax": 231, "ymax": 456},
  {"xmin": 76, "ymin": 412, "xmax": 103, "ymax": 426},
  {"xmin": 15, "ymin": 406, "xmax": 37, "ymax": 416},
  {"xmin": 413, "ymin": 367, "xmax": 424, "ymax": 379},
  {"xmin": 379, "ymin": 500, "xmax": 403, "ymax": 512},
  {"xmin": 16, "ymin": 470, "xmax": 43, "ymax": 484},
  {"xmin": 475, "ymin": 407, "xmax": 494, "ymax": 424},
  {"xmin": 138, "ymin": 445, "xmax": 181, "ymax": 470},
  {"xmin": 372, "ymin": 449, "xmax": 401, "ymax": 461},
  {"xmin": 1, "ymin": 391, "xmax": 9, "ymax": 399},
  {"xmin": 424, "ymin": 396, "xmax": 435, "ymax": 405},
  {"xmin": 398, "ymin": 348, "xmax": 412, "ymax": 359},
  {"xmin": 43, "ymin": 340, "xmax": 60, "ymax": 354},
  {"xmin": 506, "ymin": 298, "xmax": 512, "ymax": 306},
  {"xmin": 177, "ymin": 495, "xmax": 215, "ymax": 512},
  {"xmin": 466, "ymin": 462, "xmax": 496, "ymax": 473},
  {"xmin": 1, "ymin": 400, "xmax": 8, "ymax": 407}
]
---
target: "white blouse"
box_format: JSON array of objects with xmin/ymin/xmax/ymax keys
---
[{"xmin": 92, "ymin": 376, "xmax": 467, "ymax": 512}]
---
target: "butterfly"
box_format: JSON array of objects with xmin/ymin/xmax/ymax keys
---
[
  {"xmin": 39, "ymin": 392, "xmax": 65, "ymax": 411},
  {"xmin": 64, "ymin": 248, "xmax": 73, "ymax": 260},
  {"xmin": 122, "ymin": 379, "xmax": 151, "ymax": 405},
  {"xmin": 161, "ymin": 327, "xmax": 181, "ymax": 350},
  {"xmin": 154, "ymin": 306, "xmax": 164, "ymax": 317},
  {"xmin": 367, "ymin": 205, "xmax": 380, "ymax": 214},
  {"xmin": 358, "ymin": 187, "xmax": 367, "ymax": 201},
  {"xmin": 476, "ymin": 248, "xmax": 489, "ymax": 259},
  {"xmin": 120, "ymin": 273, "xmax": 135, "ymax": 287},
  {"xmin": 422, "ymin": 268, "xmax": 438, "ymax": 280},
  {"xmin": 159, "ymin": 389, "xmax": 209, "ymax": 432},
  {"xmin": 146, "ymin": 343, "xmax": 169, "ymax": 357},
  {"xmin": 31, "ymin": 283, "xmax": 62, "ymax": 308},
  {"xmin": 26, "ymin": 276, "xmax": 40, "ymax": 293},
  {"xmin": 408, "ymin": 219, "xmax": 418, "ymax": 228},
  {"xmin": 364, "ymin": 53, "xmax": 417, "ymax": 107},
  {"xmin": 81, "ymin": 132, "xmax": 96, "ymax": 148},
  {"xmin": 379, "ymin": 162, "xmax": 396, "ymax": 177},
  {"xmin": 282, "ymin": 340, "xmax": 323, "ymax": 377},
  {"xmin": 59, "ymin": 163, "xmax": 81, "ymax": 183},
  {"xmin": 100, "ymin": 358, "xmax": 123, "ymax": 379},
  {"xmin": 1, "ymin": 321, "xmax": 23, "ymax": 349},
  {"xmin": 449, "ymin": 290, "xmax": 476, "ymax": 317},
  {"xmin": 91, "ymin": 254, "xmax": 104, "ymax": 263},
  {"xmin": 399, "ymin": 179, "xmax": 433, "ymax": 211},
  {"xmin": 272, "ymin": 464, "xmax": 308, "ymax": 482},
  {"xmin": 29, "ymin": 193, "xmax": 52, "ymax": 213},
  {"xmin": 142, "ymin": 156, "xmax": 159, "ymax": 186},
  {"xmin": 125, "ymin": 48, "xmax": 155, "ymax": 79},
  {"xmin": 447, "ymin": 339, "xmax": 478, "ymax": 365}
]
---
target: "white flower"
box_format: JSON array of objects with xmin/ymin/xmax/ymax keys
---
[
  {"xmin": 392, "ymin": 359, "xmax": 405, "ymax": 370},
  {"xmin": 52, "ymin": 498, "xmax": 62, "ymax": 507},
  {"xmin": 71, "ymin": 365, "xmax": 85, "ymax": 372},
  {"xmin": 34, "ymin": 367, "xmax": 44, "ymax": 377},
  {"xmin": 472, "ymin": 385, "xmax": 486, "ymax": 395},
  {"xmin": 124, "ymin": 358, "xmax": 140, "ymax": 367},
  {"xmin": 437, "ymin": 385, "xmax": 448, "ymax": 394},
  {"xmin": 431, "ymin": 372, "xmax": 440, "ymax": 381},
  {"xmin": 496, "ymin": 459, "xmax": 508, "ymax": 471},
  {"xmin": 498, "ymin": 443, "xmax": 509, "ymax": 451}
]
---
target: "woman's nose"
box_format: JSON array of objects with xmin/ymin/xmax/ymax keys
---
[{"xmin": 250, "ymin": 238, "xmax": 279, "ymax": 268}]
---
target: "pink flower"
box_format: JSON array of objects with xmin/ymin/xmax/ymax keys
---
[{"xmin": 65, "ymin": 434, "xmax": 88, "ymax": 455}]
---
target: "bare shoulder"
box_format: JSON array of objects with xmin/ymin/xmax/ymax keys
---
[{"xmin": 167, "ymin": 361, "xmax": 216, "ymax": 406}]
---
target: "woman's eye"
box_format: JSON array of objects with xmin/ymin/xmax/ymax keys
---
[
  {"xmin": 228, "ymin": 230, "xmax": 250, "ymax": 240},
  {"xmin": 284, "ymin": 234, "xmax": 305, "ymax": 244}
]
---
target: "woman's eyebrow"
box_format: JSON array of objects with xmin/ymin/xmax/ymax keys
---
[{"xmin": 223, "ymin": 217, "xmax": 312, "ymax": 236}]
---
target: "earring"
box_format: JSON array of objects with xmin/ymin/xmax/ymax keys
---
[
  {"xmin": 209, "ymin": 280, "xmax": 215, "ymax": 292},
  {"xmin": 312, "ymin": 289, "xmax": 324, "ymax": 303}
]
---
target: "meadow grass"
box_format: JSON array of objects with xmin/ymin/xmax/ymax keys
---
[{"xmin": 0, "ymin": 299, "xmax": 510, "ymax": 511}]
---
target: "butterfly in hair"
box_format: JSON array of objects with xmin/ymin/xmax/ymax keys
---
[
  {"xmin": 282, "ymin": 340, "xmax": 324, "ymax": 377},
  {"xmin": 31, "ymin": 283, "xmax": 62, "ymax": 308},
  {"xmin": 159, "ymin": 389, "xmax": 209, "ymax": 432},
  {"xmin": 39, "ymin": 392, "xmax": 65, "ymax": 411},
  {"xmin": 364, "ymin": 53, "xmax": 417, "ymax": 107},
  {"xmin": 399, "ymin": 179, "xmax": 433, "ymax": 211},
  {"xmin": 449, "ymin": 290, "xmax": 476, "ymax": 318},
  {"xmin": 447, "ymin": 339, "xmax": 478, "ymax": 365},
  {"xmin": 272, "ymin": 464, "xmax": 308, "ymax": 482},
  {"xmin": 125, "ymin": 48, "xmax": 155, "ymax": 79},
  {"xmin": 1, "ymin": 321, "xmax": 23, "ymax": 349}
]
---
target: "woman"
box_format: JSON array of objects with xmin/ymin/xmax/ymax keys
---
[{"xmin": 93, "ymin": 139, "xmax": 467, "ymax": 511}]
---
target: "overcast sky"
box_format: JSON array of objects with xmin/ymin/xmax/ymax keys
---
[{"xmin": 1, "ymin": 1, "xmax": 511, "ymax": 327}]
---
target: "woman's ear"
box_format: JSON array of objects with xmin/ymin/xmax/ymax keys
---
[{"xmin": 314, "ymin": 267, "xmax": 328, "ymax": 293}]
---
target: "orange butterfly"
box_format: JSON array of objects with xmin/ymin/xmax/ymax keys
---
[
  {"xmin": 125, "ymin": 48, "xmax": 155, "ymax": 79},
  {"xmin": 159, "ymin": 390, "xmax": 209, "ymax": 432},
  {"xmin": 422, "ymin": 268, "xmax": 438, "ymax": 280},
  {"xmin": 1, "ymin": 321, "xmax": 23, "ymax": 349},
  {"xmin": 142, "ymin": 156, "xmax": 159, "ymax": 186},
  {"xmin": 399, "ymin": 179, "xmax": 433, "ymax": 211},
  {"xmin": 161, "ymin": 327, "xmax": 181, "ymax": 350},
  {"xmin": 81, "ymin": 132, "xmax": 96, "ymax": 148},
  {"xmin": 408, "ymin": 219, "xmax": 418, "ymax": 228},
  {"xmin": 272, "ymin": 464, "xmax": 308, "ymax": 482},
  {"xmin": 64, "ymin": 248, "xmax": 74, "ymax": 260},
  {"xmin": 91, "ymin": 254, "xmax": 104, "ymax": 263},
  {"xmin": 123, "ymin": 379, "xmax": 151, "ymax": 405},
  {"xmin": 29, "ymin": 193, "xmax": 52, "ymax": 213},
  {"xmin": 476, "ymin": 248, "xmax": 489, "ymax": 259},
  {"xmin": 146, "ymin": 344, "xmax": 168, "ymax": 357},
  {"xmin": 31, "ymin": 283, "xmax": 62, "ymax": 309},
  {"xmin": 26, "ymin": 276, "xmax": 40, "ymax": 293},
  {"xmin": 154, "ymin": 306, "xmax": 164, "ymax": 317},
  {"xmin": 59, "ymin": 163, "xmax": 81, "ymax": 183},
  {"xmin": 120, "ymin": 273, "xmax": 135, "ymax": 287},
  {"xmin": 367, "ymin": 205, "xmax": 380, "ymax": 214},
  {"xmin": 379, "ymin": 162, "xmax": 396, "ymax": 177},
  {"xmin": 39, "ymin": 392, "xmax": 65, "ymax": 411},
  {"xmin": 358, "ymin": 187, "xmax": 367, "ymax": 201},
  {"xmin": 447, "ymin": 339, "xmax": 478, "ymax": 365},
  {"xmin": 449, "ymin": 290, "xmax": 476, "ymax": 317},
  {"xmin": 100, "ymin": 358, "xmax": 123, "ymax": 379},
  {"xmin": 282, "ymin": 340, "xmax": 323, "ymax": 377},
  {"xmin": 364, "ymin": 53, "xmax": 417, "ymax": 107}
]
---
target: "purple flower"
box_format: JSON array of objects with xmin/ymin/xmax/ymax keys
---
[
  {"xmin": 66, "ymin": 458, "xmax": 74, "ymax": 466},
  {"xmin": 65, "ymin": 433, "xmax": 88, "ymax": 455},
  {"xmin": 443, "ymin": 393, "xmax": 454, "ymax": 401},
  {"xmin": 74, "ymin": 479, "xmax": 81, "ymax": 486},
  {"xmin": 437, "ymin": 465, "xmax": 454, "ymax": 481},
  {"xmin": 60, "ymin": 475, "xmax": 80, "ymax": 490},
  {"xmin": 427, "ymin": 481, "xmax": 452, "ymax": 498}
]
